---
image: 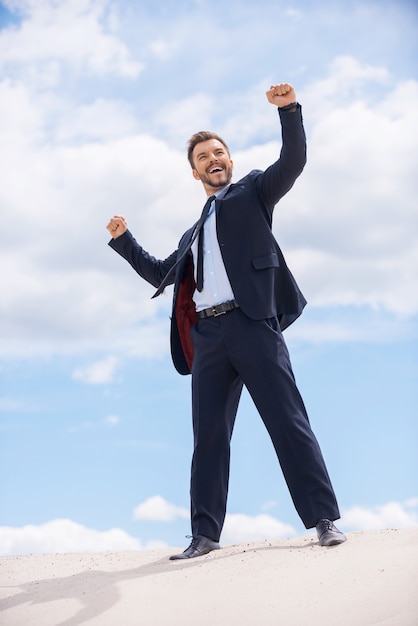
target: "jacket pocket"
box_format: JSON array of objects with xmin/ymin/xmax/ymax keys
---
[{"xmin": 252, "ymin": 253, "xmax": 280, "ymax": 269}]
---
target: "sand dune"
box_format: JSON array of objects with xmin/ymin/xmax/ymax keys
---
[{"xmin": 1, "ymin": 528, "xmax": 417, "ymax": 625}]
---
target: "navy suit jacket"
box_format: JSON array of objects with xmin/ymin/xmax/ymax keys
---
[{"xmin": 110, "ymin": 105, "xmax": 307, "ymax": 375}]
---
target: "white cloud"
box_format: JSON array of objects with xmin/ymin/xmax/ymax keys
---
[
  {"xmin": 278, "ymin": 66, "xmax": 418, "ymax": 318},
  {"xmin": 2, "ymin": 499, "xmax": 417, "ymax": 556},
  {"xmin": 133, "ymin": 495, "xmax": 297, "ymax": 544},
  {"xmin": 405, "ymin": 497, "xmax": 418, "ymax": 508},
  {"xmin": 341, "ymin": 499, "xmax": 418, "ymax": 531},
  {"xmin": 261, "ymin": 500, "xmax": 280, "ymax": 512},
  {"xmin": 0, "ymin": 0, "xmax": 416, "ymax": 365},
  {"xmin": 0, "ymin": 75, "xmax": 189, "ymax": 360},
  {"xmin": 105, "ymin": 414, "xmax": 120, "ymax": 426},
  {"xmin": 72, "ymin": 355, "xmax": 119, "ymax": 384},
  {"xmin": 133, "ymin": 496, "xmax": 189, "ymax": 522},
  {"xmin": 0, "ymin": 519, "xmax": 145, "ymax": 556},
  {"xmin": 132, "ymin": 495, "xmax": 418, "ymax": 545},
  {"xmin": 67, "ymin": 413, "xmax": 122, "ymax": 433},
  {"xmin": 285, "ymin": 307, "xmax": 418, "ymax": 345},
  {"xmin": 303, "ymin": 55, "xmax": 389, "ymax": 107},
  {"xmin": 55, "ymin": 98, "xmax": 139, "ymax": 142},
  {"xmin": 148, "ymin": 37, "xmax": 179, "ymax": 61},
  {"xmin": 220, "ymin": 499, "xmax": 418, "ymax": 545},
  {"xmin": 152, "ymin": 92, "xmax": 214, "ymax": 144},
  {"xmin": 0, "ymin": 397, "xmax": 31, "ymax": 412},
  {"xmin": 0, "ymin": 0, "xmax": 143, "ymax": 80},
  {"xmin": 221, "ymin": 514, "xmax": 296, "ymax": 545},
  {"xmin": 284, "ymin": 8, "xmax": 303, "ymax": 21}
]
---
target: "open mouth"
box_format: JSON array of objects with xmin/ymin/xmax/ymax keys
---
[{"xmin": 208, "ymin": 166, "xmax": 223, "ymax": 174}]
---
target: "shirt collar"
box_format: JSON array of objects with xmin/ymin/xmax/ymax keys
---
[{"xmin": 214, "ymin": 184, "xmax": 231, "ymax": 200}]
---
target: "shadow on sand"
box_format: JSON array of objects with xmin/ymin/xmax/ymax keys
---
[{"xmin": 0, "ymin": 539, "xmax": 317, "ymax": 625}]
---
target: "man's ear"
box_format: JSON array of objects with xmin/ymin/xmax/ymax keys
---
[{"xmin": 192, "ymin": 169, "xmax": 201, "ymax": 181}]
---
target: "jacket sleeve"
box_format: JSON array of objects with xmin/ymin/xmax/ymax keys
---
[
  {"xmin": 256, "ymin": 104, "xmax": 307, "ymax": 214},
  {"xmin": 108, "ymin": 230, "xmax": 177, "ymax": 289}
]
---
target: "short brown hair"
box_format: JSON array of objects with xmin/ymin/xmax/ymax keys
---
[{"xmin": 187, "ymin": 131, "xmax": 230, "ymax": 168}]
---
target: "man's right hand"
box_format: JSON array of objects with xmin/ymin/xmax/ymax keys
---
[{"xmin": 106, "ymin": 215, "xmax": 128, "ymax": 239}]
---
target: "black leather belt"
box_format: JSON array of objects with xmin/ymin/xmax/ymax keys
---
[{"xmin": 197, "ymin": 300, "xmax": 240, "ymax": 319}]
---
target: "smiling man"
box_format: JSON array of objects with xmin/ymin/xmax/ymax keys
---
[
  {"xmin": 107, "ymin": 82, "xmax": 346, "ymax": 559},
  {"xmin": 190, "ymin": 135, "xmax": 234, "ymax": 191}
]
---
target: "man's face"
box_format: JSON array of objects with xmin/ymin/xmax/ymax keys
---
[{"xmin": 191, "ymin": 139, "xmax": 234, "ymax": 192}]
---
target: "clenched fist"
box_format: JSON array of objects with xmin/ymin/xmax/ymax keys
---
[
  {"xmin": 106, "ymin": 215, "xmax": 128, "ymax": 239},
  {"xmin": 266, "ymin": 83, "xmax": 296, "ymax": 108}
]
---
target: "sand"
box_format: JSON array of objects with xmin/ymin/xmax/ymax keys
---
[{"xmin": 0, "ymin": 528, "xmax": 417, "ymax": 626}]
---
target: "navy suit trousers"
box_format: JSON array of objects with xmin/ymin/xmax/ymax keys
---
[{"xmin": 189, "ymin": 308, "xmax": 340, "ymax": 541}]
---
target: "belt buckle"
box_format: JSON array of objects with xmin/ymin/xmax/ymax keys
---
[{"xmin": 213, "ymin": 306, "xmax": 226, "ymax": 317}]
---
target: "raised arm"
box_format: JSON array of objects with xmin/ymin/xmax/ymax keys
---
[
  {"xmin": 257, "ymin": 83, "xmax": 306, "ymax": 211},
  {"xmin": 107, "ymin": 216, "xmax": 178, "ymax": 290}
]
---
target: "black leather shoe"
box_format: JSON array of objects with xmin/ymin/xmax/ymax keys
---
[
  {"xmin": 169, "ymin": 535, "xmax": 221, "ymax": 560},
  {"xmin": 316, "ymin": 519, "xmax": 347, "ymax": 547}
]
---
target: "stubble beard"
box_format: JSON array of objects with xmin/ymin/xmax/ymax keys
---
[{"xmin": 199, "ymin": 165, "xmax": 233, "ymax": 191}]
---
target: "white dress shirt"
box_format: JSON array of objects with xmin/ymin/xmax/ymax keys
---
[{"xmin": 191, "ymin": 187, "xmax": 235, "ymax": 312}]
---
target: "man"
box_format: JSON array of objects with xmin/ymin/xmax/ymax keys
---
[{"xmin": 107, "ymin": 82, "xmax": 346, "ymax": 559}]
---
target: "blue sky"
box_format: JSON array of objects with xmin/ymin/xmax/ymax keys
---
[{"xmin": 0, "ymin": 0, "xmax": 417, "ymax": 555}]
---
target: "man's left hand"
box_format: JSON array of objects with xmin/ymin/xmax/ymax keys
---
[{"xmin": 266, "ymin": 83, "xmax": 296, "ymax": 108}]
